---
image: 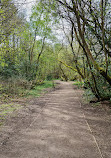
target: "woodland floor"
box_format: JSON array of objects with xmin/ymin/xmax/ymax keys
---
[{"xmin": 0, "ymin": 81, "xmax": 111, "ymax": 158}]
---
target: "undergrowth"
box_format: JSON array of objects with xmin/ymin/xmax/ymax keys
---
[
  {"xmin": 73, "ymin": 80, "xmax": 84, "ymax": 88},
  {"xmin": 0, "ymin": 80, "xmax": 54, "ymax": 126},
  {"xmin": 0, "ymin": 103, "xmax": 23, "ymax": 126}
]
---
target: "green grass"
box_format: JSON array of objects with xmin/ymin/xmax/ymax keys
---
[
  {"xmin": 0, "ymin": 80, "xmax": 54, "ymax": 126},
  {"xmin": 73, "ymin": 81, "xmax": 84, "ymax": 88},
  {"xmin": 25, "ymin": 80, "xmax": 54, "ymax": 98},
  {"xmin": 0, "ymin": 103, "xmax": 23, "ymax": 126}
]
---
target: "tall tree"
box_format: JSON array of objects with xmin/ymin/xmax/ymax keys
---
[{"xmin": 42, "ymin": 0, "xmax": 111, "ymax": 85}]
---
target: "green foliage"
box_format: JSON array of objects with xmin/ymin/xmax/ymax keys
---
[
  {"xmin": 30, "ymin": 2, "xmax": 54, "ymax": 39},
  {"xmin": 86, "ymin": 72, "xmax": 111, "ymax": 99},
  {"xmin": 83, "ymin": 89, "xmax": 96, "ymax": 103},
  {"xmin": 73, "ymin": 81, "xmax": 84, "ymax": 88},
  {"xmin": 0, "ymin": 0, "xmax": 111, "ymax": 103},
  {"xmin": 0, "ymin": 0, "xmax": 58, "ymax": 84}
]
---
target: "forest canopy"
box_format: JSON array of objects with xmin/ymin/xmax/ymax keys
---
[{"xmin": 0, "ymin": 0, "xmax": 111, "ymax": 101}]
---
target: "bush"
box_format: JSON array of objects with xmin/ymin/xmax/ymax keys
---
[{"xmin": 84, "ymin": 72, "xmax": 111, "ymax": 100}]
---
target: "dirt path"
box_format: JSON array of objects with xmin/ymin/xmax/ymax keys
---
[{"xmin": 0, "ymin": 81, "xmax": 109, "ymax": 158}]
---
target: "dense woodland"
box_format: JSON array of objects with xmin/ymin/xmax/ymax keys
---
[{"xmin": 0, "ymin": 0, "xmax": 111, "ymax": 102}]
